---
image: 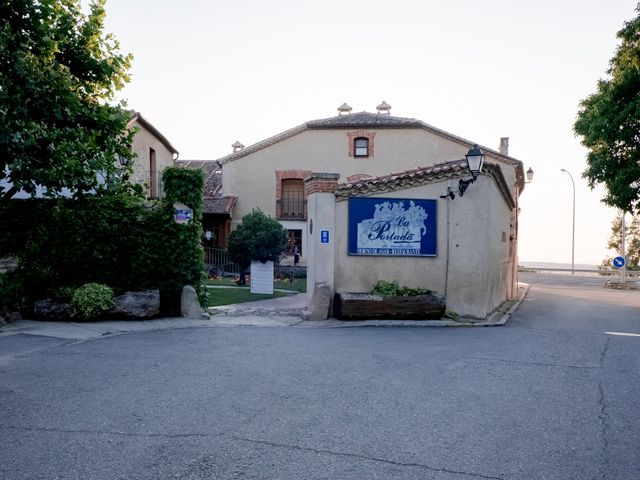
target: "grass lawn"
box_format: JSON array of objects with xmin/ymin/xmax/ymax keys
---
[
  {"xmin": 207, "ymin": 288, "xmax": 290, "ymax": 307},
  {"xmin": 205, "ymin": 277, "xmax": 306, "ymax": 307},
  {"xmin": 206, "ymin": 277, "xmax": 306, "ymax": 293}
]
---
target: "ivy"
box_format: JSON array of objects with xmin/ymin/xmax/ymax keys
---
[{"xmin": 0, "ymin": 166, "xmax": 207, "ymax": 316}]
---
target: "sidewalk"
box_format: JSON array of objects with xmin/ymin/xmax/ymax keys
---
[{"xmin": 0, "ymin": 283, "xmax": 529, "ymax": 341}]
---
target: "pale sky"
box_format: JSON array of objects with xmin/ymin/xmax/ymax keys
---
[{"xmin": 100, "ymin": 0, "xmax": 638, "ymax": 266}]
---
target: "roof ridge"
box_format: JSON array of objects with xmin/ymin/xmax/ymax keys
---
[{"xmin": 336, "ymin": 159, "xmax": 515, "ymax": 209}]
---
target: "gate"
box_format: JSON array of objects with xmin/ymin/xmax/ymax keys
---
[{"xmin": 204, "ymin": 248, "xmax": 241, "ymax": 278}]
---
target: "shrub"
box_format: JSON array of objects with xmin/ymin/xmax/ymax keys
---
[
  {"xmin": 71, "ymin": 283, "xmax": 114, "ymax": 321},
  {"xmin": 372, "ymin": 280, "xmax": 432, "ymax": 297},
  {"xmin": 0, "ymin": 271, "xmax": 27, "ymax": 312},
  {"xmin": 0, "ymin": 166, "xmax": 207, "ymax": 316}
]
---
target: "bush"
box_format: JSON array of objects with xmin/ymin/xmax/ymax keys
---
[
  {"xmin": 0, "ymin": 166, "xmax": 207, "ymax": 316},
  {"xmin": 71, "ymin": 283, "xmax": 114, "ymax": 321},
  {"xmin": 372, "ymin": 280, "xmax": 432, "ymax": 297},
  {"xmin": 0, "ymin": 271, "xmax": 27, "ymax": 312}
]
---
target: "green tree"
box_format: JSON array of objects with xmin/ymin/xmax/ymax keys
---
[
  {"xmin": 227, "ymin": 209, "xmax": 288, "ymax": 285},
  {"xmin": 574, "ymin": 4, "xmax": 640, "ymax": 214},
  {"xmin": 0, "ymin": 0, "xmax": 134, "ymax": 203},
  {"xmin": 601, "ymin": 214, "xmax": 640, "ymax": 270}
]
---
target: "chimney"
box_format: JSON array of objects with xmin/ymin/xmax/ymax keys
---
[
  {"xmin": 499, "ymin": 137, "xmax": 509, "ymax": 156},
  {"xmin": 232, "ymin": 141, "xmax": 244, "ymax": 153},
  {"xmin": 337, "ymin": 103, "xmax": 352, "ymax": 116},
  {"xmin": 377, "ymin": 101, "xmax": 391, "ymax": 115}
]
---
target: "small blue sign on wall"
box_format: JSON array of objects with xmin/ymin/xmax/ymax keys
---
[
  {"xmin": 320, "ymin": 230, "xmax": 330, "ymax": 244},
  {"xmin": 174, "ymin": 208, "xmax": 193, "ymax": 224},
  {"xmin": 348, "ymin": 197, "xmax": 437, "ymax": 256}
]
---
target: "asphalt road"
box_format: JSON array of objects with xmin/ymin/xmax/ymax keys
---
[{"xmin": 1, "ymin": 273, "xmax": 639, "ymax": 479}]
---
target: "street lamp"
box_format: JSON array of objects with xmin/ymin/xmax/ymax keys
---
[
  {"xmin": 526, "ymin": 167, "xmax": 534, "ymax": 183},
  {"xmin": 458, "ymin": 144, "xmax": 486, "ymax": 196},
  {"xmin": 118, "ymin": 154, "xmax": 130, "ymax": 167},
  {"xmin": 560, "ymin": 169, "xmax": 575, "ymax": 275}
]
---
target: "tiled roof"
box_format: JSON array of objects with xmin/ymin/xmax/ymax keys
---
[
  {"xmin": 306, "ymin": 111, "xmax": 424, "ymax": 129},
  {"xmin": 176, "ymin": 160, "xmax": 222, "ymax": 197},
  {"xmin": 128, "ymin": 112, "xmax": 179, "ymax": 155},
  {"xmin": 203, "ymin": 195, "xmax": 237, "ymax": 215},
  {"xmin": 216, "ymin": 111, "xmax": 523, "ymax": 183},
  {"xmin": 177, "ymin": 160, "xmax": 235, "ymax": 214},
  {"xmin": 336, "ymin": 159, "xmax": 515, "ymax": 209}
]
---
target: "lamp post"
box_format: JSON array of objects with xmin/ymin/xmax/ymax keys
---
[
  {"xmin": 118, "ymin": 154, "xmax": 131, "ymax": 182},
  {"xmin": 560, "ymin": 169, "xmax": 575, "ymax": 275},
  {"xmin": 458, "ymin": 145, "xmax": 486, "ymax": 196}
]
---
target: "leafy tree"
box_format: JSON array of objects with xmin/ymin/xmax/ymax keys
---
[
  {"xmin": 0, "ymin": 0, "xmax": 134, "ymax": 204},
  {"xmin": 227, "ymin": 209, "xmax": 288, "ymax": 285},
  {"xmin": 600, "ymin": 214, "xmax": 640, "ymax": 270},
  {"xmin": 574, "ymin": 4, "xmax": 640, "ymax": 214}
]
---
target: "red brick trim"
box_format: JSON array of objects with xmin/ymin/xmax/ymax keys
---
[
  {"xmin": 347, "ymin": 131, "xmax": 376, "ymax": 157},
  {"xmin": 304, "ymin": 173, "xmax": 340, "ymax": 196},
  {"xmin": 275, "ymin": 170, "xmax": 311, "ymax": 200}
]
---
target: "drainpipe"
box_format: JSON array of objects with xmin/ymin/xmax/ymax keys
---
[{"xmin": 444, "ymin": 181, "xmax": 452, "ymax": 297}]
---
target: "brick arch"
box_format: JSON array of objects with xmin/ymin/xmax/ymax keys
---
[
  {"xmin": 275, "ymin": 169, "xmax": 311, "ymax": 220},
  {"xmin": 275, "ymin": 170, "xmax": 311, "ymax": 199}
]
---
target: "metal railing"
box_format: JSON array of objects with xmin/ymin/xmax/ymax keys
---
[
  {"xmin": 277, "ymin": 198, "xmax": 306, "ymax": 220},
  {"xmin": 204, "ymin": 247, "xmax": 240, "ymax": 277},
  {"xmin": 146, "ymin": 170, "xmax": 164, "ymax": 199},
  {"xmin": 518, "ymin": 266, "xmax": 640, "ymax": 277}
]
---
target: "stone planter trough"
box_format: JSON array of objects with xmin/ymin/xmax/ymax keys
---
[{"xmin": 334, "ymin": 292, "xmax": 446, "ymax": 320}]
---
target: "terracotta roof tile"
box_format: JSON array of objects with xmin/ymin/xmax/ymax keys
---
[
  {"xmin": 176, "ymin": 160, "xmax": 222, "ymax": 197},
  {"xmin": 336, "ymin": 159, "xmax": 515, "ymax": 209},
  {"xmin": 203, "ymin": 195, "xmax": 237, "ymax": 215},
  {"xmin": 215, "ymin": 111, "xmax": 524, "ymax": 187}
]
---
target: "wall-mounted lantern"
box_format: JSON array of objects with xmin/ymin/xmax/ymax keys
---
[
  {"xmin": 526, "ymin": 167, "xmax": 534, "ymax": 183},
  {"xmin": 118, "ymin": 154, "xmax": 130, "ymax": 167},
  {"xmin": 458, "ymin": 144, "xmax": 486, "ymax": 196}
]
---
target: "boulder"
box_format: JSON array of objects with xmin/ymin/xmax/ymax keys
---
[
  {"xmin": 334, "ymin": 292, "xmax": 446, "ymax": 320},
  {"xmin": 0, "ymin": 308, "xmax": 21, "ymax": 326},
  {"xmin": 33, "ymin": 300, "xmax": 73, "ymax": 321},
  {"xmin": 302, "ymin": 283, "xmax": 332, "ymax": 321},
  {"xmin": 181, "ymin": 285, "xmax": 206, "ymax": 319},
  {"xmin": 109, "ymin": 290, "xmax": 160, "ymax": 319}
]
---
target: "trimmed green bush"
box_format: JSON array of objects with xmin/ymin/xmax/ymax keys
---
[
  {"xmin": 0, "ymin": 166, "xmax": 207, "ymax": 317},
  {"xmin": 0, "ymin": 271, "xmax": 27, "ymax": 312},
  {"xmin": 372, "ymin": 280, "xmax": 432, "ymax": 297},
  {"xmin": 71, "ymin": 283, "xmax": 114, "ymax": 321}
]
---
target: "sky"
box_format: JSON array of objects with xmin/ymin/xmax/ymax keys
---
[{"xmin": 98, "ymin": 0, "xmax": 638, "ymax": 266}]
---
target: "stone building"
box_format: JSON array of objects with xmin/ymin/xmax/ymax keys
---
[{"xmin": 203, "ymin": 103, "xmax": 529, "ymax": 318}]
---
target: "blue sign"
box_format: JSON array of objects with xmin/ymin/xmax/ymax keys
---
[
  {"xmin": 320, "ymin": 230, "xmax": 330, "ymax": 244},
  {"xmin": 613, "ymin": 256, "xmax": 626, "ymax": 268},
  {"xmin": 174, "ymin": 208, "xmax": 193, "ymax": 224},
  {"xmin": 348, "ymin": 197, "xmax": 437, "ymax": 256}
]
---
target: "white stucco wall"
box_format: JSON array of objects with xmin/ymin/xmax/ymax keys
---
[
  {"xmin": 222, "ymin": 128, "xmax": 518, "ymax": 224},
  {"xmin": 129, "ymin": 122, "xmax": 175, "ymax": 193},
  {"xmin": 332, "ymin": 175, "xmax": 513, "ymax": 319}
]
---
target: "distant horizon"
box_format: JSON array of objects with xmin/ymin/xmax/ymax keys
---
[{"xmin": 520, "ymin": 260, "xmax": 601, "ymax": 270}]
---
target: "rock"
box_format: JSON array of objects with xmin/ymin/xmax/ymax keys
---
[
  {"xmin": 0, "ymin": 308, "xmax": 20, "ymax": 326},
  {"xmin": 33, "ymin": 300, "xmax": 73, "ymax": 321},
  {"xmin": 302, "ymin": 283, "xmax": 332, "ymax": 321},
  {"xmin": 181, "ymin": 285, "xmax": 206, "ymax": 319},
  {"xmin": 333, "ymin": 292, "xmax": 446, "ymax": 320},
  {"xmin": 109, "ymin": 290, "xmax": 160, "ymax": 319}
]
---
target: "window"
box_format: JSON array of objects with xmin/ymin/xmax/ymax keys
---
[
  {"xmin": 279, "ymin": 179, "xmax": 305, "ymax": 220},
  {"xmin": 148, "ymin": 147, "xmax": 158, "ymax": 198},
  {"xmin": 286, "ymin": 229, "xmax": 302, "ymax": 256},
  {"xmin": 347, "ymin": 131, "xmax": 375, "ymax": 157},
  {"xmin": 354, "ymin": 137, "xmax": 369, "ymax": 157}
]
